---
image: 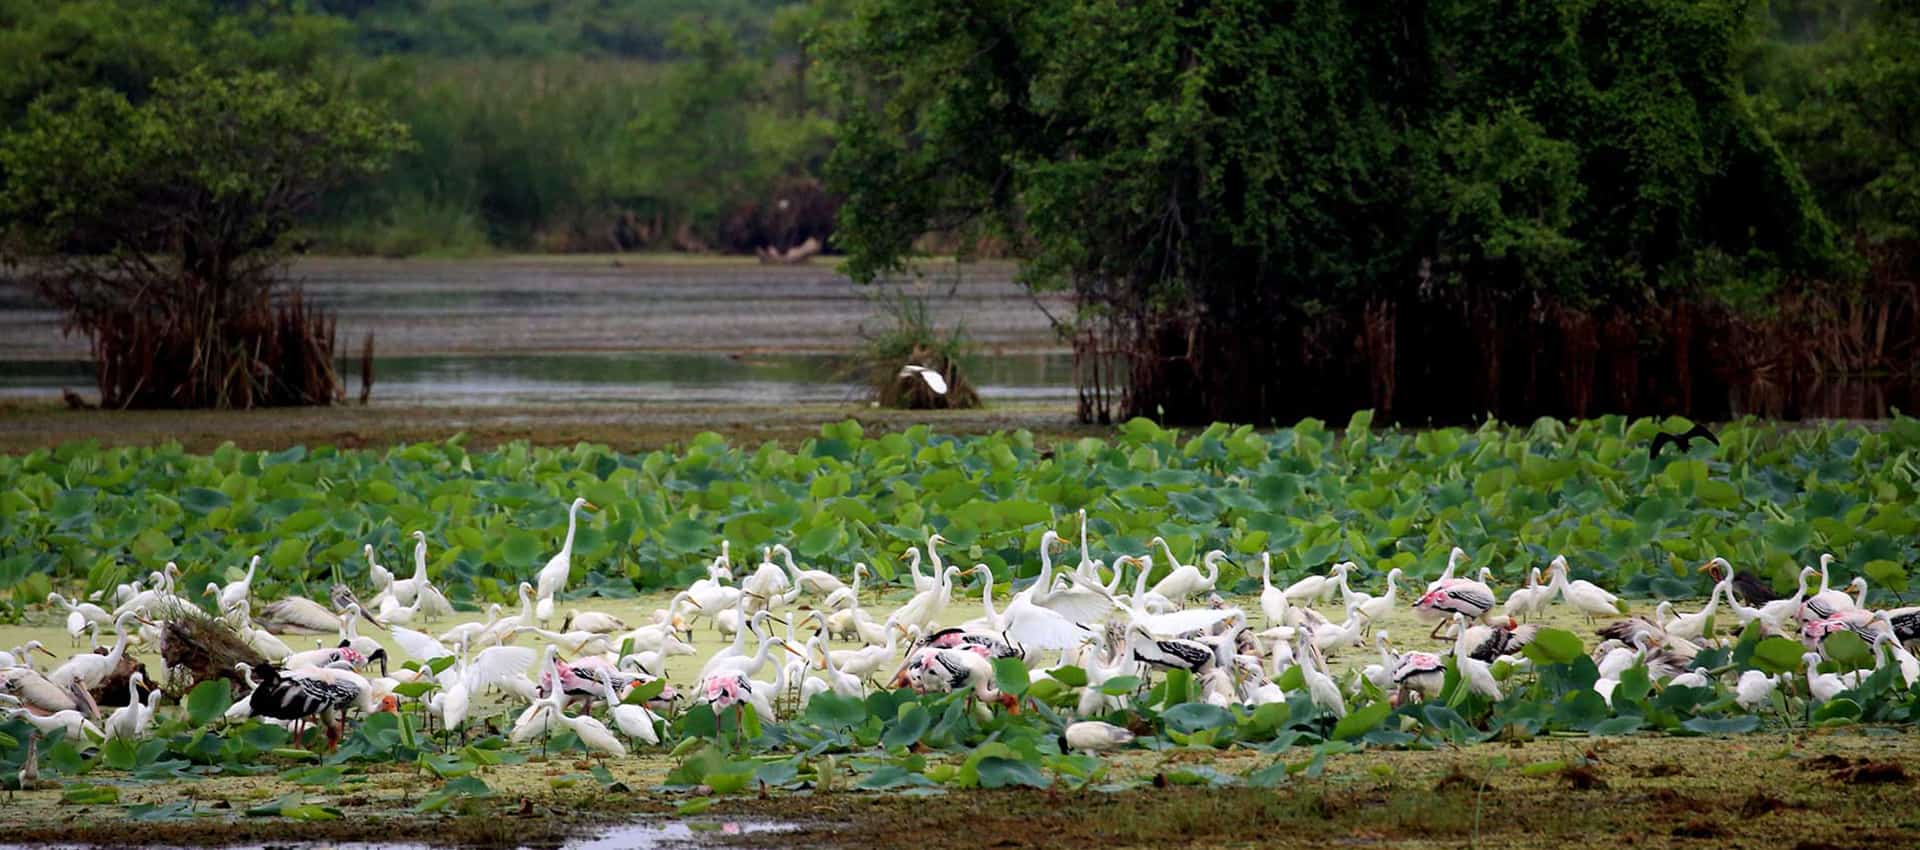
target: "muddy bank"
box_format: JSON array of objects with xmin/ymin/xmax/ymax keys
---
[
  {"xmin": 8, "ymin": 735, "xmax": 1917, "ymax": 849},
  {"xmin": 0, "ymin": 399, "xmax": 1092, "ymax": 454},
  {"xmin": 0, "ymin": 256, "xmax": 1066, "ymax": 362}
]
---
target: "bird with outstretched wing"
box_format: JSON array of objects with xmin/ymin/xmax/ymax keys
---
[{"xmin": 1649, "ymin": 423, "xmax": 1718, "ymax": 461}]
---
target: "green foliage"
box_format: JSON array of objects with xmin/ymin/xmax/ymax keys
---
[
  {"xmin": 823, "ymin": 0, "xmax": 1842, "ymax": 301},
  {"xmin": 0, "ymin": 0, "xmax": 345, "ymax": 124},
  {"xmin": 5, "ymin": 415, "xmax": 1920, "ymax": 608},
  {"xmin": 2, "ymin": 68, "xmax": 407, "ymax": 263},
  {"xmin": 618, "ymin": 18, "xmax": 833, "ymax": 229},
  {"xmin": 184, "ymin": 681, "xmax": 234, "ymax": 728},
  {"xmin": 0, "ymin": 66, "xmax": 409, "ymax": 408},
  {"xmin": 1747, "ymin": 1, "xmax": 1920, "ymax": 243}
]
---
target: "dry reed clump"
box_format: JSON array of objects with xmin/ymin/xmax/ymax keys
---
[
  {"xmin": 883, "ymin": 345, "xmax": 981, "ymax": 410},
  {"xmin": 88, "ymin": 289, "xmax": 344, "ymax": 410},
  {"xmin": 856, "ymin": 288, "xmax": 982, "ymax": 410}
]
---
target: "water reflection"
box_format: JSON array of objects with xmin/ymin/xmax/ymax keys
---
[
  {"xmin": 0, "ymin": 352, "xmax": 1078, "ymax": 406},
  {"xmin": 0, "ymin": 818, "xmax": 792, "ymax": 850}
]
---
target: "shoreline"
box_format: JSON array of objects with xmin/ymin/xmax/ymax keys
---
[{"xmin": 0, "ymin": 400, "xmax": 1094, "ymax": 454}]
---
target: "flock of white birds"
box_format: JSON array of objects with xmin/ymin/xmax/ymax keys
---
[{"xmin": 6, "ymin": 498, "xmax": 1920, "ymax": 767}]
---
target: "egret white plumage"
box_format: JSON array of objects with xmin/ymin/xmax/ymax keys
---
[
  {"xmin": 0, "ymin": 641, "xmax": 54, "ymax": 669},
  {"xmin": 47, "ymin": 611, "xmax": 141, "ymax": 692},
  {"xmin": 1754, "ymin": 567, "xmax": 1818, "ymax": 634},
  {"xmin": 103, "ymin": 672, "xmax": 160, "ymax": 741},
  {"xmin": 1451, "ymin": 613, "xmax": 1502, "ymax": 700},
  {"xmin": 536, "ymin": 498, "xmax": 597, "ymax": 625},
  {"xmin": 1501, "ymin": 566, "xmax": 1554, "ymax": 622},
  {"xmin": 1545, "ymin": 556, "xmax": 1626, "ymax": 624},
  {"xmin": 3, "ymin": 707, "xmax": 101, "ymax": 742},
  {"xmin": 1145, "ymin": 538, "xmax": 1225, "ymax": 602},
  {"xmin": 1355, "ymin": 568, "xmax": 1406, "ymax": 634},
  {"xmin": 897, "ymin": 364, "xmax": 949, "ymax": 395},
  {"xmin": 1061, "ymin": 720, "xmax": 1135, "ymax": 752},
  {"xmin": 966, "ymin": 562, "xmax": 1095, "ymax": 653},
  {"xmin": 1282, "ymin": 561, "xmax": 1349, "ymax": 606}
]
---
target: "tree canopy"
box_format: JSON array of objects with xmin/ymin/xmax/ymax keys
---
[
  {"xmin": 817, "ymin": 0, "xmax": 1912, "ymax": 424},
  {"xmin": 1, "ymin": 68, "xmax": 408, "ymax": 408},
  {"xmin": 824, "ymin": 0, "xmax": 1842, "ymax": 305}
]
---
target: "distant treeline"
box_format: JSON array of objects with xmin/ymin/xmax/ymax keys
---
[
  {"xmin": 0, "ymin": 0, "xmax": 1910, "ymax": 269},
  {"xmin": 4, "ymin": 0, "xmax": 1917, "ymax": 422},
  {"xmin": 820, "ymin": 0, "xmax": 1920, "ymax": 424},
  {"xmin": 0, "ymin": 0, "xmax": 836, "ymax": 256}
]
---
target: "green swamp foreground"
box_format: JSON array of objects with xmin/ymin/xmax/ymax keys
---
[
  {"xmin": 5, "ymin": 414, "xmax": 1919, "ymax": 607},
  {"xmin": 5, "ymin": 734, "xmax": 1918, "ymax": 849},
  {"xmin": 5, "ymin": 417, "xmax": 1920, "ymax": 846}
]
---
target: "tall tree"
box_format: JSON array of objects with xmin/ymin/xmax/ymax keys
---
[
  {"xmin": 1, "ymin": 69, "xmax": 409, "ymax": 408},
  {"xmin": 823, "ymin": 0, "xmax": 1844, "ymax": 424}
]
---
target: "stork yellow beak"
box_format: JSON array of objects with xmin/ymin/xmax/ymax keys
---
[{"xmin": 583, "ymin": 501, "xmax": 600, "ymax": 512}]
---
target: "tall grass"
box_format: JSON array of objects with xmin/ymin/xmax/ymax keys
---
[
  {"xmin": 855, "ymin": 287, "xmax": 981, "ymax": 409},
  {"xmin": 310, "ymin": 58, "xmax": 668, "ymax": 253}
]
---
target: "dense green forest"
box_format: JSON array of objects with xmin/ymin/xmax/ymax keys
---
[
  {"xmin": 0, "ymin": 0, "xmax": 1915, "ymax": 421},
  {"xmin": 818, "ymin": 0, "xmax": 1916, "ymax": 423},
  {"xmin": 0, "ymin": 0, "xmax": 835, "ymax": 255},
  {"xmin": 0, "ymin": 0, "xmax": 1910, "ymax": 263}
]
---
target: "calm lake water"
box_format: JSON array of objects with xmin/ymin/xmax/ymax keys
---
[
  {"xmin": 0, "ymin": 351, "xmax": 1077, "ymax": 406},
  {"xmin": 0, "ymin": 258, "xmax": 1077, "ymax": 407}
]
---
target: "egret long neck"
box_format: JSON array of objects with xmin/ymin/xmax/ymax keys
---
[
  {"xmin": 561, "ymin": 505, "xmax": 580, "ymax": 557},
  {"xmin": 1157, "ymin": 539, "xmax": 1181, "ymax": 571},
  {"xmin": 978, "ymin": 567, "xmax": 999, "ymax": 621}
]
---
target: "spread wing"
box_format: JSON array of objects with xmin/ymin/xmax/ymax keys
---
[
  {"xmin": 390, "ymin": 625, "xmax": 451, "ymax": 662},
  {"xmin": 467, "ymin": 645, "xmax": 537, "ymax": 693},
  {"xmin": 1137, "ymin": 607, "xmax": 1243, "ymax": 638},
  {"xmin": 1002, "ymin": 600, "xmax": 1093, "ymax": 651},
  {"xmin": 1649, "ymin": 431, "xmax": 1678, "ymax": 460},
  {"xmin": 1031, "ymin": 585, "xmax": 1114, "ymax": 624}
]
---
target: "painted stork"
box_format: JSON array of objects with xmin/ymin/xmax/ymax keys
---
[{"xmin": 247, "ymin": 664, "xmax": 376, "ymax": 750}]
